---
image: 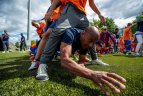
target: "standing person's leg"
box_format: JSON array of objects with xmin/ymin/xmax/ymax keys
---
[
  {"xmin": 89, "ymin": 44, "xmax": 98, "ymax": 60},
  {"xmin": 124, "ymin": 40, "xmax": 128, "ymax": 52},
  {"xmin": 114, "ymin": 39, "xmax": 117, "ymax": 52},
  {"xmin": 36, "ymin": 29, "xmax": 53, "ymax": 61},
  {"xmin": 135, "ymin": 34, "xmax": 143, "ymax": 56},
  {"xmin": 23, "ymin": 43, "xmax": 26, "ymax": 51},
  {"xmin": 20, "ymin": 43, "xmax": 22, "ymax": 51},
  {"xmin": 127, "ymin": 40, "xmax": 131, "ymax": 52},
  {"xmin": 5, "ymin": 41, "xmax": 9, "ymax": 52},
  {"xmin": 124, "ymin": 40, "xmax": 131, "ymax": 55},
  {"xmin": 22, "ymin": 43, "xmax": 24, "ymax": 51},
  {"xmin": 28, "ymin": 29, "xmax": 53, "ymax": 71},
  {"xmin": 78, "ymin": 40, "xmax": 109, "ymax": 66},
  {"xmin": 90, "ymin": 44, "xmax": 109, "ymax": 66},
  {"xmin": 7, "ymin": 41, "xmax": 9, "ymax": 51},
  {"xmin": 2, "ymin": 41, "xmax": 6, "ymax": 53}
]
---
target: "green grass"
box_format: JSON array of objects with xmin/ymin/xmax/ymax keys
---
[{"xmin": 0, "ymin": 52, "xmax": 143, "ymax": 96}]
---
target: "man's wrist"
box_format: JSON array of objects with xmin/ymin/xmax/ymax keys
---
[
  {"xmin": 48, "ymin": 9, "xmax": 54, "ymax": 13},
  {"xmin": 98, "ymin": 14, "xmax": 102, "ymax": 17},
  {"xmin": 89, "ymin": 71, "xmax": 97, "ymax": 80}
]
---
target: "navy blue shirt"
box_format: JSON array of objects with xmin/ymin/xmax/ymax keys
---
[
  {"xmin": 21, "ymin": 36, "xmax": 26, "ymax": 44},
  {"xmin": 61, "ymin": 28, "xmax": 87, "ymax": 54},
  {"xmin": 137, "ymin": 21, "xmax": 143, "ymax": 32},
  {"xmin": 2, "ymin": 34, "xmax": 9, "ymax": 41},
  {"xmin": 113, "ymin": 32, "xmax": 120, "ymax": 39}
]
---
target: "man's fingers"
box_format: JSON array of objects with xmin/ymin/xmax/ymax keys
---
[
  {"xmin": 107, "ymin": 73, "xmax": 126, "ymax": 83},
  {"xmin": 97, "ymin": 83, "xmax": 110, "ymax": 96},
  {"xmin": 101, "ymin": 79, "xmax": 121, "ymax": 94},
  {"xmin": 103, "ymin": 75, "xmax": 126, "ymax": 90}
]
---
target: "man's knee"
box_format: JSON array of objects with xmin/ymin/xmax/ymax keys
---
[{"xmin": 42, "ymin": 33, "xmax": 49, "ymax": 40}]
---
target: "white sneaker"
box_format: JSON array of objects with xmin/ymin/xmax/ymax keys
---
[
  {"xmin": 91, "ymin": 59, "xmax": 109, "ymax": 66},
  {"xmin": 28, "ymin": 61, "xmax": 39, "ymax": 71},
  {"xmin": 36, "ymin": 64, "xmax": 49, "ymax": 81},
  {"xmin": 2, "ymin": 51, "xmax": 5, "ymax": 53},
  {"xmin": 135, "ymin": 53, "xmax": 140, "ymax": 57},
  {"xmin": 125, "ymin": 52, "xmax": 131, "ymax": 56}
]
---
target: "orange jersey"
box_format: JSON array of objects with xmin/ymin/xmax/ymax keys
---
[
  {"xmin": 119, "ymin": 37, "xmax": 124, "ymax": 45},
  {"xmin": 123, "ymin": 27, "xmax": 133, "ymax": 40},
  {"xmin": 50, "ymin": 5, "xmax": 64, "ymax": 21},
  {"xmin": 36, "ymin": 23, "xmax": 46, "ymax": 37},
  {"xmin": 60, "ymin": 0, "xmax": 87, "ymax": 14}
]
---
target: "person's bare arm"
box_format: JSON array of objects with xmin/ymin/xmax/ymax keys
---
[
  {"xmin": 129, "ymin": 23, "xmax": 137, "ymax": 29},
  {"xmin": 41, "ymin": 28, "xmax": 53, "ymax": 38},
  {"xmin": 45, "ymin": 0, "xmax": 60, "ymax": 21},
  {"xmin": 89, "ymin": 0, "xmax": 106, "ymax": 24},
  {"xmin": 60, "ymin": 42, "xmax": 93, "ymax": 78},
  {"xmin": 125, "ymin": 23, "xmax": 137, "ymax": 32},
  {"xmin": 60, "ymin": 42, "xmax": 126, "ymax": 95}
]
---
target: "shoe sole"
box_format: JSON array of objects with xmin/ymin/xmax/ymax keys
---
[
  {"xmin": 37, "ymin": 78, "xmax": 49, "ymax": 81},
  {"xmin": 36, "ymin": 76, "xmax": 49, "ymax": 81},
  {"xmin": 28, "ymin": 67, "xmax": 37, "ymax": 71}
]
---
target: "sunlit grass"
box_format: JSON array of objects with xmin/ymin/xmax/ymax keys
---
[{"xmin": 0, "ymin": 52, "xmax": 143, "ymax": 96}]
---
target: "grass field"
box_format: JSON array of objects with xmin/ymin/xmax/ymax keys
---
[{"xmin": 0, "ymin": 52, "xmax": 143, "ymax": 96}]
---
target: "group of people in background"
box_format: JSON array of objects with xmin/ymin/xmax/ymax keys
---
[
  {"xmin": 94, "ymin": 22, "xmax": 143, "ymax": 57},
  {"xmin": 0, "ymin": 30, "xmax": 27, "ymax": 53},
  {"xmin": 0, "ymin": 30, "xmax": 9, "ymax": 53}
]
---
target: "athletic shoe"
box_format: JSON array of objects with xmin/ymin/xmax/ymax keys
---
[
  {"xmin": 135, "ymin": 53, "xmax": 141, "ymax": 57},
  {"xmin": 2, "ymin": 51, "xmax": 5, "ymax": 53},
  {"xmin": 36, "ymin": 64, "xmax": 49, "ymax": 81},
  {"xmin": 28, "ymin": 61, "xmax": 39, "ymax": 71},
  {"xmin": 125, "ymin": 52, "xmax": 131, "ymax": 56},
  {"xmin": 91, "ymin": 59, "xmax": 109, "ymax": 66}
]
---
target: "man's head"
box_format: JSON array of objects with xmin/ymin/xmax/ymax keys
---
[
  {"xmin": 21, "ymin": 33, "xmax": 23, "ymax": 36},
  {"xmin": 127, "ymin": 23, "xmax": 132, "ymax": 27},
  {"xmin": 4, "ymin": 30, "xmax": 7, "ymax": 33},
  {"xmin": 102, "ymin": 26, "xmax": 107, "ymax": 33},
  {"xmin": 115, "ymin": 28, "xmax": 119, "ymax": 32},
  {"xmin": 80, "ymin": 27, "xmax": 100, "ymax": 49},
  {"xmin": 4, "ymin": 30, "xmax": 7, "ymax": 34},
  {"xmin": 32, "ymin": 20, "xmax": 40, "ymax": 28}
]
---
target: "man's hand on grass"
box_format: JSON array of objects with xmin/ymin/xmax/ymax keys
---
[{"xmin": 91, "ymin": 71, "xmax": 126, "ymax": 95}]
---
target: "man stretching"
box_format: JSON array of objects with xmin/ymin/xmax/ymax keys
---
[{"xmin": 38, "ymin": 26, "xmax": 126, "ymax": 95}]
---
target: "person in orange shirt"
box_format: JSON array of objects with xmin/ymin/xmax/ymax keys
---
[
  {"xmin": 123, "ymin": 23, "xmax": 135, "ymax": 55},
  {"xmin": 32, "ymin": 21, "xmax": 46, "ymax": 38},
  {"xmin": 118, "ymin": 36, "xmax": 125, "ymax": 53}
]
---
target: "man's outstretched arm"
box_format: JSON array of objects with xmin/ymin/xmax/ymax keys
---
[{"xmin": 60, "ymin": 42, "xmax": 126, "ymax": 95}]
